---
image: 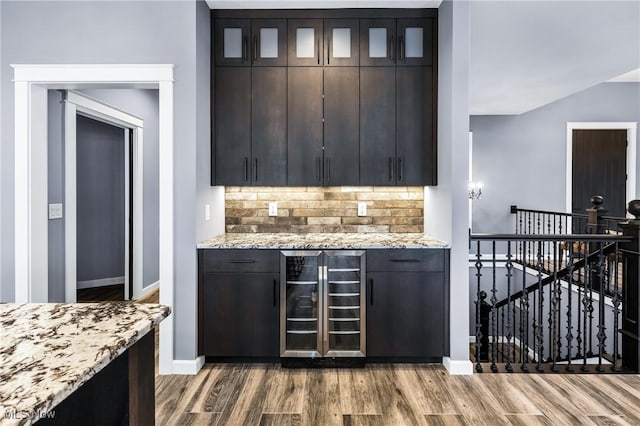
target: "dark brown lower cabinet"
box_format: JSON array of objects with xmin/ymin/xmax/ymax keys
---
[{"xmin": 202, "ymin": 272, "xmax": 279, "ymax": 357}]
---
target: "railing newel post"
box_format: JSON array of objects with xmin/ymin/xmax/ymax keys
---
[{"xmin": 619, "ymin": 200, "xmax": 640, "ymax": 372}]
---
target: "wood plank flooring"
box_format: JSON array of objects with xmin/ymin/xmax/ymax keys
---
[
  {"xmin": 76, "ymin": 283, "xmax": 124, "ymax": 302},
  {"xmin": 155, "ymin": 363, "xmax": 640, "ymax": 425}
]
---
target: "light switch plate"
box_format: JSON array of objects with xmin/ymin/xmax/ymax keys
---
[
  {"xmin": 205, "ymin": 204, "xmax": 211, "ymax": 221},
  {"xmin": 357, "ymin": 202, "xmax": 367, "ymax": 217},
  {"xmin": 269, "ymin": 201, "xmax": 278, "ymax": 217},
  {"xmin": 49, "ymin": 203, "xmax": 63, "ymax": 220}
]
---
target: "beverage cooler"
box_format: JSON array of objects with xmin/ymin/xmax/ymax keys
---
[{"xmin": 280, "ymin": 250, "xmax": 366, "ymax": 361}]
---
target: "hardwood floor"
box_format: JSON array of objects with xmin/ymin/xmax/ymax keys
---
[
  {"xmin": 155, "ymin": 362, "xmax": 640, "ymax": 425},
  {"xmin": 76, "ymin": 283, "xmax": 124, "ymax": 302}
]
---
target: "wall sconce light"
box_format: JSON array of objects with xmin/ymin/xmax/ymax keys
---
[{"xmin": 468, "ymin": 182, "xmax": 483, "ymax": 200}]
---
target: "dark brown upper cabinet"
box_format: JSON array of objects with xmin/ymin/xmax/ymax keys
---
[
  {"xmin": 251, "ymin": 19, "xmax": 288, "ymax": 66},
  {"xmin": 397, "ymin": 18, "xmax": 433, "ymax": 67},
  {"xmin": 288, "ymin": 19, "xmax": 324, "ymax": 66},
  {"xmin": 215, "ymin": 18, "xmax": 287, "ymax": 66},
  {"xmin": 360, "ymin": 19, "xmax": 396, "ymax": 67},
  {"xmin": 324, "ymin": 19, "xmax": 359, "ymax": 66},
  {"xmin": 214, "ymin": 19, "xmax": 251, "ymax": 66}
]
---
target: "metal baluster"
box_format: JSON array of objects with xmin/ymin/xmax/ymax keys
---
[
  {"xmin": 596, "ymin": 241, "xmax": 606, "ymax": 372},
  {"xmin": 576, "ymin": 264, "xmax": 583, "ymax": 359},
  {"xmin": 474, "ymin": 241, "xmax": 483, "ymax": 372},
  {"xmin": 550, "ymin": 241, "xmax": 559, "ymax": 371},
  {"xmin": 566, "ymin": 240, "xmax": 575, "ymax": 371},
  {"xmin": 581, "ymin": 247, "xmax": 591, "ymax": 371},
  {"xmin": 505, "ymin": 241, "xmax": 514, "ymax": 372},
  {"xmin": 491, "ymin": 241, "xmax": 498, "ymax": 372},
  {"xmin": 535, "ymin": 241, "xmax": 544, "ymax": 372},
  {"xmin": 555, "ymin": 241, "xmax": 563, "ymax": 367},
  {"xmin": 612, "ymin": 241, "xmax": 621, "ymax": 372},
  {"xmin": 520, "ymin": 251, "xmax": 530, "ymax": 372}
]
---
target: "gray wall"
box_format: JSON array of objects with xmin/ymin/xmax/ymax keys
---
[
  {"xmin": 470, "ymin": 82, "xmax": 640, "ymax": 234},
  {"xmin": 76, "ymin": 115, "xmax": 125, "ymax": 282},
  {"xmin": 1, "ymin": 1, "xmax": 210, "ymax": 362},
  {"xmin": 48, "ymin": 91, "xmax": 65, "ymax": 301}
]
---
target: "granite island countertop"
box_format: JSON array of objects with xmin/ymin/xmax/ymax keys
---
[
  {"xmin": 197, "ymin": 233, "xmax": 448, "ymax": 249},
  {"xmin": 0, "ymin": 302, "xmax": 170, "ymax": 426}
]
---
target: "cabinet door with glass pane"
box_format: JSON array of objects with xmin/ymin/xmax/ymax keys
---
[
  {"xmin": 288, "ymin": 19, "xmax": 323, "ymax": 66},
  {"xmin": 396, "ymin": 18, "xmax": 433, "ymax": 67},
  {"xmin": 251, "ymin": 19, "xmax": 287, "ymax": 66},
  {"xmin": 324, "ymin": 251, "xmax": 366, "ymax": 357},
  {"xmin": 280, "ymin": 251, "xmax": 323, "ymax": 358},
  {"xmin": 215, "ymin": 19, "xmax": 251, "ymax": 66},
  {"xmin": 324, "ymin": 19, "xmax": 359, "ymax": 66},
  {"xmin": 360, "ymin": 19, "xmax": 396, "ymax": 66}
]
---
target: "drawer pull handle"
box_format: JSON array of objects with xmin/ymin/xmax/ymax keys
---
[
  {"xmin": 390, "ymin": 259, "xmax": 420, "ymax": 263},
  {"xmin": 227, "ymin": 260, "xmax": 256, "ymax": 264}
]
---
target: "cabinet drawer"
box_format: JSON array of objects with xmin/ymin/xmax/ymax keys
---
[
  {"xmin": 200, "ymin": 249, "xmax": 279, "ymax": 273},
  {"xmin": 366, "ymin": 249, "xmax": 445, "ymax": 272}
]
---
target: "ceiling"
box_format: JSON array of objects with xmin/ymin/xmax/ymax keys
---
[{"xmin": 206, "ymin": 0, "xmax": 639, "ymax": 115}]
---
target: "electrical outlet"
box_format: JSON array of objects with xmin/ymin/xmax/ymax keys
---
[
  {"xmin": 357, "ymin": 202, "xmax": 367, "ymax": 217},
  {"xmin": 269, "ymin": 201, "xmax": 278, "ymax": 217},
  {"xmin": 205, "ymin": 204, "xmax": 211, "ymax": 221},
  {"xmin": 48, "ymin": 203, "xmax": 63, "ymax": 220}
]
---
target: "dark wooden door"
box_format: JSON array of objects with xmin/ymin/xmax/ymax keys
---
[
  {"xmin": 572, "ymin": 129, "xmax": 627, "ymax": 217},
  {"xmin": 396, "ymin": 18, "xmax": 434, "ymax": 67},
  {"xmin": 214, "ymin": 67, "xmax": 251, "ymax": 185},
  {"xmin": 288, "ymin": 67, "xmax": 324, "ymax": 185},
  {"xmin": 367, "ymin": 271, "xmax": 444, "ymax": 358},
  {"xmin": 396, "ymin": 66, "xmax": 435, "ymax": 185},
  {"xmin": 251, "ymin": 19, "xmax": 287, "ymax": 66},
  {"xmin": 360, "ymin": 67, "xmax": 396, "ymax": 185},
  {"xmin": 359, "ymin": 19, "xmax": 396, "ymax": 66},
  {"xmin": 203, "ymin": 272, "xmax": 279, "ymax": 357},
  {"xmin": 324, "ymin": 67, "xmax": 360, "ymax": 185},
  {"xmin": 251, "ymin": 67, "xmax": 287, "ymax": 185},
  {"xmin": 288, "ymin": 19, "xmax": 323, "ymax": 66},
  {"xmin": 324, "ymin": 19, "xmax": 359, "ymax": 67},
  {"xmin": 214, "ymin": 19, "xmax": 251, "ymax": 66}
]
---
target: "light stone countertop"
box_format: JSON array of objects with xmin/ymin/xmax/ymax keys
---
[
  {"xmin": 0, "ymin": 303, "xmax": 170, "ymax": 426},
  {"xmin": 197, "ymin": 233, "xmax": 448, "ymax": 249}
]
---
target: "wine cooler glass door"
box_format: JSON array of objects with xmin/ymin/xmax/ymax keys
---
[
  {"xmin": 324, "ymin": 250, "xmax": 366, "ymax": 357},
  {"xmin": 280, "ymin": 251, "xmax": 323, "ymax": 357}
]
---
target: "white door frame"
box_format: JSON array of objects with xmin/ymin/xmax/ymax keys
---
[
  {"xmin": 12, "ymin": 64, "xmax": 175, "ymax": 375},
  {"xmin": 63, "ymin": 90, "xmax": 143, "ymax": 303},
  {"xmin": 566, "ymin": 122, "xmax": 637, "ymax": 215}
]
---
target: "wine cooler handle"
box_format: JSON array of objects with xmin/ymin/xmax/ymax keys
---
[
  {"xmin": 369, "ymin": 278, "xmax": 374, "ymax": 305},
  {"xmin": 244, "ymin": 157, "xmax": 249, "ymax": 182},
  {"xmin": 273, "ymin": 279, "xmax": 277, "ymax": 306}
]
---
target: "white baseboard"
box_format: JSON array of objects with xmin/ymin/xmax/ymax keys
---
[
  {"xmin": 77, "ymin": 276, "xmax": 124, "ymax": 290},
  {"xmin": 137, "ymin": 280, "xmax": 159, "ymax": 300},
  {"xmin": 171, "ymin": 356, "xmax": 205, "ymax": 375},
  {"xmin": 442, "ymin": 357, "xmax": 474, "ymax": 375}
]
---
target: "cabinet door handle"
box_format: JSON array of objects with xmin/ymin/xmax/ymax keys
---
[
  {"xmin": 273, "ymin": 279, "xmax": 277, "ymax": 306},
  {"xmin": 388, "ymin": 157, "xmax": 394, "ymax": 182},
  {"xmin": 243, "ymin": 36, "xmax": 248, "ymax": 62},
  {"xmin": 390, "ymin": 34, "xmax": 395, "ymax": 61},
  {"xmin": 227, "ymin": 260, "xmax": 256, "ymax": 264},
  {"xmin": 327, "ymin": 36, "xmax": 331, "ymax": 65},
  {"xmin": 399, "ymin": 35, "xmax": 404, "ymax": 61},
  {"xmin": 253, "ymin": 35, "xmax": 258, "ymax": 62},
  {"xmin": 390, "ymin": 259, "xmax": 420, "ymax": 263},
  {"xmin": 369, "ymin": 278, "xmax": 374, "ymax": 305},
  {"xmin": 397, "ymin": 157, "xmax": 403, "ymax": 182},
  {"xmin": 254, "ymin": 158, "xmax": 258, "ymax": 182},
  {"xmin": 317, "ymin": 38, "xmax": 320, "ymax": 65},
  {"xmin": 244, "ymin": 157, "xmax": 249, "ymax": 182},
  {"xmin": 316, "ymin": 158, "xmax": 322, "ymax": 183}
]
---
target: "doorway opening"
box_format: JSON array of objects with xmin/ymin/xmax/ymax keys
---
[
  {"xmin": 565, "ymin": 122, "xmax": 637, "ymax": 216},
  {"xmin": 63, "ymin": 90, "xmax": 143, "ymax": 303},
  {"xmin": 74, "ymin": 114, "xmax": 133, "ymax": 302}
]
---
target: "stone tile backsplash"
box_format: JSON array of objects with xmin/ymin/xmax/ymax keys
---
[{"xmin": 225, "ymin": 187, "xmax": 424, "ymax": 233}]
